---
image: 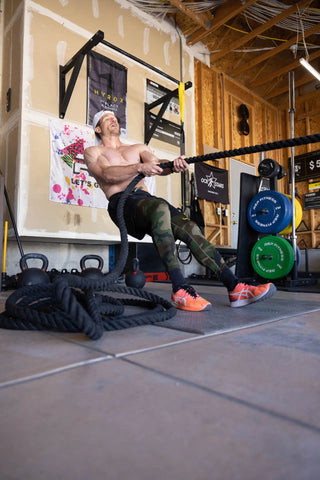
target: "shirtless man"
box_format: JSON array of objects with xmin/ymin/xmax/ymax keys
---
[{"xmin": 84, "ymin": 110, "xmax": 276, "ymax": 312}]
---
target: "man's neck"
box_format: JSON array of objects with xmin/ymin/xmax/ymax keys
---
[{"xmin": 101, "ymin": 134, "xmax": 122, "ymax": 149}]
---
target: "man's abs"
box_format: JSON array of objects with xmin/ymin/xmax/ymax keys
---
[{"xmin": 104, "ymin": 178, "xmax": 148, "ymax": 200}]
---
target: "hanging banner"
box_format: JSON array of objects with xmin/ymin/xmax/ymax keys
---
[
  {"xmin": 87, "ymin": 51, "xmax": 127, "ymax": 136},
  {"xmin": 49, "ymin": 120, "xmax": 156, "ymax": 208},
  {"xmin": 49, "ymin": 119, "xmax": 108, "ymax": 208},
  {"xmin": 195, "ymin": 162, "xmax": 229, "ymax": 204}
]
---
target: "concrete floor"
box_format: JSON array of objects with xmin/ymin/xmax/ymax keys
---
[{"xmin": 1, "ymin": 282, "xmax": 320, "ymax": 480}]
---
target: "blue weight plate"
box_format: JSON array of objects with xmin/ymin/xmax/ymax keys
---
[{"xmin": 247, "ymin": 190, "xmax": 292, "ymax": 233}]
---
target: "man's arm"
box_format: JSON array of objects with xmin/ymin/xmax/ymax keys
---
[
  {"xmin": 84, "ymin": 146, "xmax": 163, "ymax": 185},
  {"xmin": 139, "ymin": 145, "xmax": 188, "ymax": 175}
]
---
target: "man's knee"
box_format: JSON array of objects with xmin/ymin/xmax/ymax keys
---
[
  {"xmin": 171, "ymin": 214, "xmax": 203, "ymax": 238},
  {"xmin": 146, "ymin": 199, "xmax": 171, "ymax": 225}
]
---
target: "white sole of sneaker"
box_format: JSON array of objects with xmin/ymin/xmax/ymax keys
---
[
  {"xmin": 230, "ymin": 284, "xmax": 277, "ymax": 308},
  {"xmin": 172, "ymin": 302, "xmax": 212, "ymax": 312}
]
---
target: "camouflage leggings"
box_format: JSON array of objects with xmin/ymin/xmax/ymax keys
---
[{"xmin": 135, "ymin": 197, "xmax": 228, "ymax": 277}]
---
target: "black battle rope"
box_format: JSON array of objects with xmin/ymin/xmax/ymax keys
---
[
  {"xmin": 0, "ymin": 174, "xmax": 177, "ymax": 340},
  {"xmin": 159, "ymin": 133, "xmax": 320, "ymax": 170},
  {"xmin": 1, "ymin": 132, "xmax": 319, "ymax": 339}
]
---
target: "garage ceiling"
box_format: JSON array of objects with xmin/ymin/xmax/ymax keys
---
[{"xmin": 126, "ymin": 0, "xmax": 320, "ymax": 106}]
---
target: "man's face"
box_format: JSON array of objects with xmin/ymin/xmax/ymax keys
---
[{"xmin": 97, "ymin": 113, "xmax": 120, "ymax": 136}]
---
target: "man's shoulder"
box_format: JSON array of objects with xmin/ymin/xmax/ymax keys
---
[
  {"xmin": 120, "ymin": 142, "xmax": 149, "ymax": 152},
  {"xmin": 84, "ymin": 144, "xmax": 101, "ymax": 164},
  {"xmin": 84, "ymin": 144, "xmax": 98, "ymax": 154}
]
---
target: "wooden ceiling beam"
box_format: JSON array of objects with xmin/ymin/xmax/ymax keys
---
[
  {"xmin": 249, "ymin": 48, "xmax": 320, "ymax": 88},
  {"xmin": 187, "ymin": 0, "xmax": 258, "ymax": 47},
  {"xmin": 166, "ymin": 0, "xmax": 211, "ymax": 30},
  {"xmin": 210, "ymin": 0, "xmax": 312, "ymax": 64},
  {"xmin": 265, "ymin": 75, "xmax": 319, "ymax": 100},
  {"xmin": 231, "ymin": 21, "xmax": 320, "ymax": 77},
  {"xmin": 276, "ymin": 87, "xmax": 320, "ymax": 106}
]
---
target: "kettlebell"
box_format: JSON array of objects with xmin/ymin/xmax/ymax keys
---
[
  {"xmin": 125, "ymin": 258, "xmax": 146, "ymax": 288},
  {"xmin": 18, "ymin": 253, "xmax": 50, "ymax": 287},
  {"xmin": 80, "ymin": 254, "xmax": 104, "ymax": 279}
]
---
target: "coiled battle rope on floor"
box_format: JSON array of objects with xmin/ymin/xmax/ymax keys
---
[{"xmin": 0, "ymin": 175, "xmax": 177, "ymax": 340}]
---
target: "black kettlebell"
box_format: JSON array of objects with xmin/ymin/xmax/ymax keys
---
[
  {"xmin": 80, "ymin": 254, "xmax": 104, "ymax": 279},
  {"xmin": 49, "ymin": 268, "xmax": 60, "ymax": 282},
  {"xmin": 125, "ymin": 258, "xmax": 146, "ymax": 288},
  {"xmin": 18, "ymin": 253, "xmax": 50, "ymax": 287}
]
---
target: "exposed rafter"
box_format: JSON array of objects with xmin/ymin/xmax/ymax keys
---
[
  {"xmin": 249, "ymin": 48, "xmax": 320, "ymax": 89},
  {"xmin": 126, "ymin": 0, "xmax": 320, "ymax": 105},
  {"xmin": 166, "ymin": 0, "xmax": 211, "ymax": 30},
  {"xmin": 265, "ymin": 74, "xmax": 319, "ymax": 100},
  {"xmin": 187, "ymin": 0, "xmax": 258, "ymax": 46},
  {"xmin": 230, "ymin": 20, "xmax": 320, "ymax": 77},
  {"xmin": 210, "ymin": 0, "xmax": 312, "ymax": 64}
]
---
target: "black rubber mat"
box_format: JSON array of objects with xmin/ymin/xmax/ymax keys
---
[{"xmin": 149, "ymin": 284, "xmax": 320, "ymax": 335}]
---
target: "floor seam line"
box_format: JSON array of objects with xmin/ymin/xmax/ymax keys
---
[
  {"xmin": 121, "ymin": 356, "xmax": 320, "ymax": 435},
  {"xmin": 0, "ymin": 355, "xmax": 113, "ymax": 389}
]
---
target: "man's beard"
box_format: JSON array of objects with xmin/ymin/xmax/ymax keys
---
[{"xmin": 109, "ymin": 126, "xmax": 120, "ymax": 136}]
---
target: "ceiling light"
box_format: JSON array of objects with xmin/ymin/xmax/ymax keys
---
[{"xmin": 299, "ymin": 58, "xmax": 320, "ymax": 82}]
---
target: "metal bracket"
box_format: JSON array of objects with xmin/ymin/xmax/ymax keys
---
[
  {"xmin": 144, "ymin": 81, "xmax": 192, "ymax": 145},
  {"xmin": 59, "ymin": 30, "xmax": 104, "ymax": 119}
]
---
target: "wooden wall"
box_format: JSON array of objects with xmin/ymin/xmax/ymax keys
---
[
  {"xmin": 194, "ymin": 59, "xmax": 287, "ymax": 247},
  {"xmin": 293, "ymin": 94, "xmax": 320, "ymax": 249}
]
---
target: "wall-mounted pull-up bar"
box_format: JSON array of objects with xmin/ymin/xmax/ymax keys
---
[
  {"xmin": 59, "ymin": 30, "xmax": 192, "ymax": 123},
  {"xmin": 59, "ymin": 31, "xmax": 104, "ymax": 119}
]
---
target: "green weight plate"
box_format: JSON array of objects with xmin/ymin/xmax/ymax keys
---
[
  {"xmin": 251, "ymin": 235, "xmax": 295, "ymax": 279},
  {"xmin": 247, "ymin": 190, "xmax": 292, "ymax": 233}
]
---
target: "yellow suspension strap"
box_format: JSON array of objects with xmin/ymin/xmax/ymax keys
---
[
  {"xmin": 178, "ymin": 81, "xmax": 185, "ymax": 155},
  {"xmin": 2, "ymin": 221, "xmax": 8, "ymax": 290},
  {"xmin": 178, "ymin": 81, "xmax": 188, "ymax": 211}
]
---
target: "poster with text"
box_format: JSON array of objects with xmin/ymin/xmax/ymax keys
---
[
  {"xmin": 87, "ymin": 51, "xmax": 127, "ymax": 137},
  {"xmin": 49, "ymin": 119, "xmax": 108, "ymax": 208}
]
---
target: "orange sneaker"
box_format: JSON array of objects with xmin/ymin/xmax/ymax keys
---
[
  {"xmin": 229, "ymin": 282, "xmax": 276, "ymax": 308},
  {"xmin": 171, "ymin": 286, "xmax": 211, "ymax": 312}
]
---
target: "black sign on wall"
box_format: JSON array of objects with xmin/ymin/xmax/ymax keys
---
[
  {"xmin": 146, "ymin": 79, "xmax": 180, "ymax": 116},
  {"xmin": 87, "ymin": 51, "xmax": 127, "ymax": 136},
  {"xmin": 145, "ymin": 110, "xmax": 181, "ymax": 147},
  {"xmin": 195, "ymin": 162, "xmax": 229, "ymax": 204},
  {"xmin": 303, "ymin": 191, "xmax": 320, "ymax": 210},
  {"xmin": 288, "ymin": 149, "xmax": 320, "ymax": 182}
]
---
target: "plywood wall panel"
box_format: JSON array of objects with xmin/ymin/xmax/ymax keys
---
[
  {"xmin": 194, "ymin": 60, "xmax": 288, "ymax": 247},
  {"xmin": 0, "ymin": 0, "xmax": 197, "ymax": 240}
]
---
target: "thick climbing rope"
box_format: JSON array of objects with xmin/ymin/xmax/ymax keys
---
[
  {"xmin": 0, "ymin": 133, "xmax": 319, "ymax": 339},
  {"xmin": 160, "ymin": 133, "xmax": 320, "ymax": 169},
  {"xmin": 0, "ymin": 174, "xmax": 177, "ymax": 340}
]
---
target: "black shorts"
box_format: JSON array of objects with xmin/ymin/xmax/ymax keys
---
[{"xmin": 108, "ymin": 189, "xmax": 181, "ymax": 240}]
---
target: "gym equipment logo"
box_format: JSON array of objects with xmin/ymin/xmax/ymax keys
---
[
  {"xmin": 201, "ymin": 172, "xmax": 224, "ymax": 190},
  {"xmin": 195, "ymin": 162, "xmax": 229, "ymax": 204}
]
